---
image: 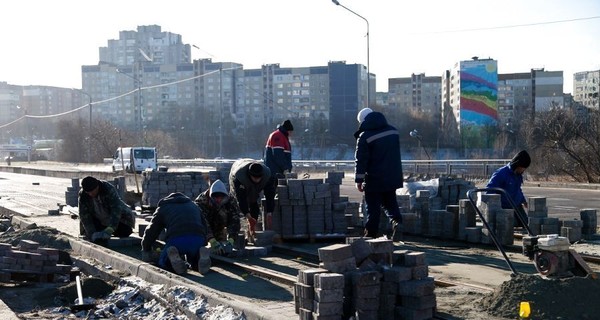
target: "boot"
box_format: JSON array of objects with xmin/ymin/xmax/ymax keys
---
[
  {"xmin": 390, "ymin": 220, "xmax": 404, "ymax": 244},
  {"xmin": 167, "ymin": 246, "xmax": 188, "ymax": 275},
  {"xmin": 198, "ymin": 246, "xmax": 211, "ymax": 275}
]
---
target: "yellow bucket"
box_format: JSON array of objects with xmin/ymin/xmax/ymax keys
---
[{"xmin": 519, "ymin": 301, "xmax": 531, "ymax": 318}]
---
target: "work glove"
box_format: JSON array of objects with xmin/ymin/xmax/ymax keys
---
[
  {"xmin": 265, "ymin": 212, "xmax": 273, "ymax": 230},
  {"xmin": 141, "ymin": 251, "xmax": 153, "ymax": 262},
  {"xmin": 209, "ymin": 238, "xmax": 224, "ymax": 255},
  {"xmin": 91, "ymin": 231, "xmax": 111, "ymax": 242}
]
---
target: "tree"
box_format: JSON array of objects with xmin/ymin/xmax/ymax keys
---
[{"xmin": 523, "ymin": 107, "xmax": 600, "ymax": 182}]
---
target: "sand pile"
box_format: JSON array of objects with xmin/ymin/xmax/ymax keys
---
[{"xmin": 481, "ymin": 273, "xmax": 600, "ymax": 319}]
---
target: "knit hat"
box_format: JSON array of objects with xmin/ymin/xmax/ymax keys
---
[
  {"xmin": 248, "ymin": 162, "xmax": 264, "ymax": 177},
  {"xmin": 357, "ymin": 108, "xmax": 373, "ymax": 123},
  {"xmin": 510, "ymin": 150, "xmax": 531, "ymax": 169},
  {"xmin": 280, "ymin": 119, "xmax": 294, "ymax": 131},
  {"xmin": 209, "ymin": 179, "xmax": 228, "ymax": 198},
  {"xmin": 81, "ymin": 176, "xmax": 100, "ymax": 192}
]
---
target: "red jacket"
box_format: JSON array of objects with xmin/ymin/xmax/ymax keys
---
[{"xmin": 264, "ymin": 127, "xmax": 292, "ymax": 175}]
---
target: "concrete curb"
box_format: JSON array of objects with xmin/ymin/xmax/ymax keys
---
[{"xmin": 9, "ymin": 215, "xmax": 286, "ymax": 320}]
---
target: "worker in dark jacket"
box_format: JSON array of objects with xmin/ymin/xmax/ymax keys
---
[
  {"xmin": 229, "ymin": 159, "xmax": 276, "ymax": 237},
  {"xmin": 195, "ymin": 179, "xmax": 242, "ymax": 255},
  {"xmin": 264, "ymin": 119, "xmax": 293, "ymax": 177},
  {"xmin": 78, "ymin": 176, "xmax": 135, "ymax": 243},
  {"xmin": 486, "ymin": 150, "xmax": 531, "ymax": 227},
  {"xmin": 141, "ymin": 192, "xmax": 211, "ymax": 275},
  {"xmin": 354, "ymin": 108, "xmax": 404, "ymax": 241}
]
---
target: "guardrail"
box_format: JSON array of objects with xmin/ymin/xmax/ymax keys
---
[{"xmin": 156, "ymin": 158, "xmax": 510, "ymax": 179}]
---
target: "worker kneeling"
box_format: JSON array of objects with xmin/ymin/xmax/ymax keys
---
[
  {"xmin": 195, "ymin": 179, "xmax": 241, "ymax": 256},
  {"xmin": 141, "ymin": 192, "xmax": 211, "ymax": 275}
]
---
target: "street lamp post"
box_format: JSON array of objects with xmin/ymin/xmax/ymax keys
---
[
  {"xmin": 75, "ymin": 89, "xmax": 93, "ymax": 163},
  {"xmin": 332, "ymin": 0, "xmax": 370, "ymax": 108},
  {"xmin": 410, "ymin": 129, "xmax": 431, "ymax": 160}
]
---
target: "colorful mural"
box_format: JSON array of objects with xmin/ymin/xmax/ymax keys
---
[{"xmin": 460, "ymin": 61, "xmax": 498, "ymax": 126}]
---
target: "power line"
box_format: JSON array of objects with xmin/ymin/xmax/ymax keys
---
[{"xmin": 412, "ymin": 15, "xmax": 600, "ymax": 35}]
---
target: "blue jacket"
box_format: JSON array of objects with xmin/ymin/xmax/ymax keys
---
[
  {"xmin": 354, "ymin": 111, "xmax": 403, "ymax": 192},
  {"xmin": 141, "ymin": 192, "xmax": 208, "ymax": 251},
  {"xmin": 486, "ymin": 163, "xmax": 526, "ymax": 208}
]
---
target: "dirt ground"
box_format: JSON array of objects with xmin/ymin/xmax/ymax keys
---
[{"xmin": 1, "ymin": 225, "xmax": 600, "ymax": 319}]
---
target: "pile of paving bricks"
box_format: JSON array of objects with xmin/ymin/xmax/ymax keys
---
[
  {"xmin": 294, "ymin": 238, "xmax": 435, "ymax": 320},
  {"xmin": 401, "ymin": 190, "xmax": 598, "ymax": 245},
  {"xmin": 141, "ymin": 171, "xmax": 208, "ymax": 207},
  {"xmin": 65, "ymin": 176, "xmax": 128, "ymax": 207},
  {"xmin": 273, "ymin": 172, "xmax": 356, "ymax": 240},
  {"xmin": 0, "ymin": 239, "xmax": 71, "ymax": 282}
]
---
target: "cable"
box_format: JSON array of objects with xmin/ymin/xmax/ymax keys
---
[{"xmin": 412, "ymin": 15, "xmax": 600, "ymax": 35}]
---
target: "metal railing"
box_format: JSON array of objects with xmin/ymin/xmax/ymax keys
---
[{"xmin": 155, "ymin": 158, "xmax": 509, "ymax": 180}]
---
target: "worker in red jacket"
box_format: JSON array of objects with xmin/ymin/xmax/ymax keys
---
[{"xmin": 264, "ymin": 119, "xmax": 293, "ymax": 178}]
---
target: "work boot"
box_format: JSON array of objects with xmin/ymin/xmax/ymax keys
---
[
  {"xmin": 390, "ymin": 221, "xmax": 404, "ymax": 244},
  {"xmin": 198, "ymin": 246, "xmax": 211, "ymax": 275},
  {"xmin": 167, "ymin": 246, "xmax": 187, "ymax": 275}
]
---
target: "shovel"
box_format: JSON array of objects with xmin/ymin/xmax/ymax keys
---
[{"xmin": 70, "ymin": 275, "xmax": 96, "ymax": 312}]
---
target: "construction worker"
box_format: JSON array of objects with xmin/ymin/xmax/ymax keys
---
[
  {"xmin": 78, "ymin": 176, "xmax": 135, "ymax": 243},
  {"xmin": 141, "ymin": 192, "xmax": 211, "ymax": 275},
  {"xmin": 487, "ymin": 150, "xmax": 531, "ymax": 228},
  {"xmin": 264, "ymin": 119, "xmax": 294, "ymax": 178},
  {"xmin": 194, "ymin": 179, "xmax": 242, "ymax": 255},
  {"xmin": 354, "ymin": 108, "xmax": 404, "ymax": 241},
  {"xmin": 229, "ymin": 159, "xmax": 276, "ymax": 237}
]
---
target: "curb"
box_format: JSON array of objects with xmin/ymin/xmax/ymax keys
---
[{"xmin": 9, "ymin": 215, "xmax": 286, "ymax": 320}]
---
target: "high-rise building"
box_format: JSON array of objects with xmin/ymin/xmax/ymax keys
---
[
  {"xmin": 442, "ymin": 57, "xmax": 499, "ymax": 149},
  {"xmin": 388, "ymin": 73, "xmax": 441, "ymax": 114},
  {"xmin": 81, "ymin": 25, "xmax": 368, "ymax": 155},
  {"xmin": 573, "ymin": 70, "xmax": 600, "ymax": 110}
]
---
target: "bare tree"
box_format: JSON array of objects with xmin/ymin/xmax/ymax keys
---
[{"xmin": 524, "ymin": 107, "xmax": 600, "ymax": 182}]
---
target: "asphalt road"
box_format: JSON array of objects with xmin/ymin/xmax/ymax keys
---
[{"xmin": 2, "ymin": 161, "xmax": 600, "ymax": 221}]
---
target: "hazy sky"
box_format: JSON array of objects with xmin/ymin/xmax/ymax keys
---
[{"xmin": 2, "ymin": 0, "xmax": 599, "ymax": 94}]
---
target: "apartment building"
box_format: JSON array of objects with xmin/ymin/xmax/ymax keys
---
[
  {"xmin": 573, "ymin": 70, "xmax": 600, "ymax": 109},
  {"xmin": 388, "ymin": 73, "xmax": 442, "ymax": 114}
]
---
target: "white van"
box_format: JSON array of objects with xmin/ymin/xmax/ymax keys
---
[{"xmin": 112, "ymin": 147, "xmax": 157, "ymax": 173}]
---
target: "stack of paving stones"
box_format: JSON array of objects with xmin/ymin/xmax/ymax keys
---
[
  {"xmin": 66, "ymin": 176, "xmax": 127, "ymax": 208},
  {"xmin": 65, "ymin": 177, "xmax": 80, "ymax": 206},
  {"xmin": 0, "ymin": 240, "xmax": 71, "ymax": 282},
  {"xmin": 294, "ymin": 239, "xmax": 435, "ymax": 320},
  {"xmin": 579, "ymin": 208, "xmax": 598, "ymax": 240},
  {"xmin": 274, "ymin": 172, "xmax": 351, "ymax": 240},
  {"xmin": 141, "ymin": 171, "xmax": 208, "ymax": 207}
]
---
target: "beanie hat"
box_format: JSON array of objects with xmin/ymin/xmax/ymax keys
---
[
  {"xmin": 209, "ymin": 179, "xmax": 228, "ymax": 198},
  {"xmin": 510, "ymin": 150, "xmax": 531, "ymax": 169},
  {"xmin": 357, "ymin": 108, "xmax": 373, "ymax": 123},
  {"xmin": 81, "ymin": 176, "xmax": 100, "ymax": 192},
  {"xmin": 281, "ymin": 119, "xmax": 294, "ymax": 131},
  {"xmin": 248, "ymin": 162, "xmax": 264, "ymax": 177}
]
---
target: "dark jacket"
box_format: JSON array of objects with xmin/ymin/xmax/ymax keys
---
[
  {"xmin": 486, "ymin": 163, "xmax": 526, "ymax": 208},
  {"xmin": 78, "ymin": 180, "xmax": 135, "ymax": 238},
  {"xmin": 354, "ymin": 111, "xmax": 404, "ymax": 192},
  {"xmin": 141, "ymin": 192, "xmax": 208, "ymax": 251},
  {"xmin": 229, "ymin": 159, "xmax": 276, "ymax": 213},
  {"xmin": 264, "ymin": 127, "xmax": 292, "ymax": 175},
  {"xmin": 194, "ymin": 187, "xmax": 241, "ymax": 242}
]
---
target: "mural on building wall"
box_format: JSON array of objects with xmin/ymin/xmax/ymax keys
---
[{"xmin": 460, "ymin": 61, "xmax": 498, "ymax": 149}]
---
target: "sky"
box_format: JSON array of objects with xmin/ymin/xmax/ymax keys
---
[{"xmin": 1, "ymin": 0, "xmax": 599, "ymax": 94}]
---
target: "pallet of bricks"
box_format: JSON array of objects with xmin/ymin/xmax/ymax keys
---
[
  {"xmin": 272, "ymin": 172, "xmax": 360, "ymax": 241},
  {"xmin": 401, "ymin": 191, "xmax": 597, "ymax": 245},
  {"xmin": 294, "ymin": 238, "xmax": 435, "ymax": 320},
  {"xmin": 0, "ymin": 239, "xmax": 72, "ymax": 282}
]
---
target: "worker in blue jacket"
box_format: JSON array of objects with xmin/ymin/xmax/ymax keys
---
[
  {"xmin": 354, "ymin": 108, "xmax": 404, "ymax": 241},
  {"xmin": 486, "ymin": 150, "xmax": 531, "ymax": 227}
]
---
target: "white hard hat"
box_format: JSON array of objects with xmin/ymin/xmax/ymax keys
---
[{"xmin": 357, "ymin": 108, "xmax": 373, "ymax": 123}]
